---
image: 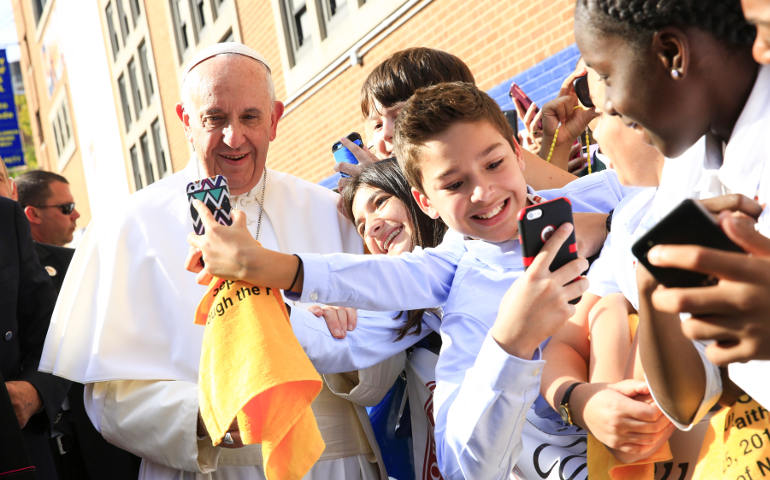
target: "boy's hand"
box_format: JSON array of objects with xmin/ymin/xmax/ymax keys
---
[
  {"xmin": 185, "ymin": 200, "xmax": 299, "ymax": 289},
  {"xmin": 491, "ymin": 223, "xmax": 589, "ymax": 358}
]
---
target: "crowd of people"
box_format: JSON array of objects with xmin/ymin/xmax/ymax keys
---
[{"xmin": 4, "ymin": 0, "xmax": 770, "ymax": 479}]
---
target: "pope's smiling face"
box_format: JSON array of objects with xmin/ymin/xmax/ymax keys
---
[{"xmin": 178, "ymin": 54, "xmax": 284, "ymax": 195}]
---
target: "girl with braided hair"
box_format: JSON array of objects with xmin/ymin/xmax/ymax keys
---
[{"xmin": 564, "ymin": 0, "xmax": 770, "ymax": 477}]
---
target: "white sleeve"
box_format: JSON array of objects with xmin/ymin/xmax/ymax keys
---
[
  {"xmin": 85, "ymin": 380, "xmax": 220, "ymax": 472},
  {"xmin": 728, "ymin": 360, "xmax": 770, "ymax": 409},
  {"xmin": 585, "ymin": 233, "xmax": 621, "ymax": 298},
  {"xmin": 646, "ymin": 340, "xmax": 722, "ymax": 431},
  {"xmin": 433, "ymin": 318, "xmax": 543, "ymax": 479},
  {"xmin": 290, "ymin": 307, "xmax": 429, "ymax": 373},
  {"xmin": 290, "ymin": 238, "xmax": 465, "ymax": 311}
]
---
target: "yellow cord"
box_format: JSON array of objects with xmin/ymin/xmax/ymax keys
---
[
  {"xmin": 586, "ymin": 130, "xmax": 591, "ymax": 175},
  {"xmin": 545, "ymin": 125, "xmax": 560, "ymax": 163}
]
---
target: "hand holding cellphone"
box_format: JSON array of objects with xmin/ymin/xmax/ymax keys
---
[
  {"xmin": 332, "ymin": 132, "xmax": 364, "ymax": 177},
  {"xmin": 518, "ymin": 197, "xmax": 580, "ymax": 303},
  {"xmin": 509, "ymin": 83, "xmax": 542, "ymax": 134},
  {"xmin": 631, "ymin": 199, "xmax": 744, "ymax": 287},
  {"xmin": 186, "ymin": 175, "xmax": 233, "ymax": 235}
]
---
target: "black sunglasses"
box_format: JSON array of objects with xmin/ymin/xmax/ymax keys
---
[{"xmin": 34, "ymin": 202, "xmax": 76, "ymax": 215}]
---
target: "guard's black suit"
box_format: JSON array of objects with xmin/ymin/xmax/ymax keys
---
[
  {"xmin": 0, "ymin": 197, "xmax": 69, "ymax": 479},
  {"xmin": 34, "ymin": 241, "xmax": 141, "ymax": 480}
]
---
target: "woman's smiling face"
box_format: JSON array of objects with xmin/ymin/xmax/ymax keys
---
[{"xmin": 352, "ymin": 184, "xmax": 415, "ymax": 256}]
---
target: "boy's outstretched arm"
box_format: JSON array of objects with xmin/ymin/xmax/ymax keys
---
[
  {"xmin": 434, "ymin": 224, "xmax": 589, "ymax": 479},
  {"xmin": 186, "ymin": 199, "xmax": 460, "ymax": 310}
]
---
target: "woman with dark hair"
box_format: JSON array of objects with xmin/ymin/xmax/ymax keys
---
[{"xmin": 336, "ymin": 158, "xmax": 446, "ymax": 478}]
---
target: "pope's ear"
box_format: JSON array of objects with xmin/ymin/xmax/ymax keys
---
[{"xmin": 412, "ymin": 187, "xmax": 440, "ymax": 219}]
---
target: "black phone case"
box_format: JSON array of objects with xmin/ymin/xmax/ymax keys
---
[
  {"xmin": 631, "ymin": 198, "xmax": 743, "ymax": 287},
  {"xmin": 519, "ymin": 197, "xmax": 579, "ymax": 304},
  {"xmin": 519, "ymin": 197, "xmax": 577, "ymax": 271},
  {"xmin": 186, "ymin": 175, "xmax": 233, "ymax": 235}
]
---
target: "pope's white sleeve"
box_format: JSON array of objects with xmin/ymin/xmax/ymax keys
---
[
  {"xmin": 434, "ymin": 325, "xmax": 543, "ymax": 479},
  {"xmin": 646, "ymin": 340, "xmax": 722, "ymax": 430},
  {"xmin": 85, "ymin": 380, "xmax": 220, "ymax": 473}
]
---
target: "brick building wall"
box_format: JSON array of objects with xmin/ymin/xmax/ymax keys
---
[{"xmin": 262, "ymin": 0, "xmax": 578, "ymax": 183}]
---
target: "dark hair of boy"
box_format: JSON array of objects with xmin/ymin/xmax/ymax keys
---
[
  {"xmin": 16, "ymin": 170, "xmax": 70, "ymax": 208},
  {"xmin": 575, "ymin": 0, "xmax": 756, "ymax": 48},
  {"xmin": 360, "ymin": 47, "xmax": 475, "ymax": 118},
  {"xmin": 394, "ymin": 81, "xmax": 518, "ymax": 193},
  {"xmin": 341, "ymin": 158, "xmax": 447, "ymax": 340}
]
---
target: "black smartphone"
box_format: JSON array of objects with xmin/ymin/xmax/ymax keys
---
[
  {"xmin": 631, "ymin": 198, "xmax": 744, "ymax": 287},
  {"xmin": 572, "ymin": 72, "xmax": 594, "ymax": 108},
  {"xmin": 519, "ymin": 197, "xmax": 578, "ymax": 271},
  {"xmin": 518, "ymin": 197, "xmax": 580, "ymax": 303},
  {"xmin": 332, "ymin": 132, "xmax": 364, "ymax": 177},
  {"xmin": 186, "ymin": 174, "xmax": 233, "ymax": 235}
]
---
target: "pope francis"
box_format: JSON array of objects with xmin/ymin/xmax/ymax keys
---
[{"xmin": 38, "ymin": 43, "xmax": 400, "ymax": 479}]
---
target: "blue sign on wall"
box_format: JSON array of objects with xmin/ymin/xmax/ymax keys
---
[{"xmin": 0, "ymin": 49, "xmax": 25, "ymax": 169}]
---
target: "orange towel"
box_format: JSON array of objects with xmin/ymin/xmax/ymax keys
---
[{"xmin": 195, "ymin": 277, "xmax": 325, "ymax": 480}]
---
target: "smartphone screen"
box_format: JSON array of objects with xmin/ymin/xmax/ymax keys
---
[
  {"xmin": 186, "ymin": 175, "xmax": 233, "ymax": 235},
  {"xmin": 631, "ymin": 199, "xmax": 744, "ymax": 287}
]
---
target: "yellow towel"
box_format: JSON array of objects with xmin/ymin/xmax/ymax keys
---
[
  {"xmin": 691, "ymin": 395, "xmax": 770, "ymax": 479},
  {"xmin": 587, "ymin": 314, "xmax": 673, "ymax": 480},
  {"xmin": 195, "ymin": 277, "xmax": 325, "ymax": 480},
  {"xmin": 587, "ymin": 433, "xmax": 672, "ymax": 480}
]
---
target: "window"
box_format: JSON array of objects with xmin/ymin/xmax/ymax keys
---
[
  {"xmin": 105, "ymin": 2, "xmax": 121, "ymax": 59},
  {"xmin": 139, "ymin": 133, "xmax": 155, "ymax": 184},
  {"xmin": 281, "ymin": 0, "xmax": 313, "ymax": 65},
  {"xmin": 50, "ymin": 99, "xmax": 73, "ymax": 160},
  {"xmin": 151, "ymin": 119, "xmax": 167, "ymax": 178},
  {"xmin": 31, "ymin": 0, "xmax": 48, "ymax": 23},
  {"xmin": 116, "ymin": 0, "xmax": 130, "ymax": 42},
  {"xmin": 129, "ymin": 0, "xmax": 141, "ymax": 27},
  {"xmin": 138, "ymin": 41, "xmax": 155, "ymax": 100},
  {"xmin": 220, "ymin": 29, "xmax": 233, "ymax": 43},
  {"xmin": 127, "ymin": 58, "xmax": 143, "ymax": 116},
  {"xmin": 130, "ymin": 145, "xmax": 143, "ymax": 189},
  {"xmin": 171, "ymin": 0, "xmax": 191, "ymax": 60},
  {"xmin": 117, "ymin": 73, "xmax": 132, "ymax": 129},
  {"xmin": 275, "ymin": 0, "xmax": 402, "ymax": 94},
  {"xmin": 193, "ymin": 0, "xmax": 207, "ymax": 32}
]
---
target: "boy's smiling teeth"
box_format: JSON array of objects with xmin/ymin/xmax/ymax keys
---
[{"xmin": 474, "ymin": 199, "xmax": 506, "ymax": 219}]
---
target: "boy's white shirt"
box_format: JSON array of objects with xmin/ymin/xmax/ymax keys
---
[{"xmin": 290, "ymin": 170, "xmax": 623, "ymax": 479}]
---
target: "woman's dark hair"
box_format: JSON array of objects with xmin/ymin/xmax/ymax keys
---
[
  {"xmin": 360, "ymin": 47, "xmax": 475, "ymax": 119},
  {"xmin": 341, "ymin": 158, "xmax": 446, "ymax": 339},
  {"xmin": 575, "ymin": 0, "xmax": 756, "ymax": 48}
]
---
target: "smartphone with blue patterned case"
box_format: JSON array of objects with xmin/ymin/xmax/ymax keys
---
[{"xmin": 186, "ymin": 175, "xmax": 233, "ymax": 235}]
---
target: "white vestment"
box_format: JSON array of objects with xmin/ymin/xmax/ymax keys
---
[{"xmin": 39, "ymin": 160, "xmax": 400, "ymax": 479}]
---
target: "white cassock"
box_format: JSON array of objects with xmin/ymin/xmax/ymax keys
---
[{"xmin": 39, "ymin": 160, "xmax": 402, "ymax": 480}]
